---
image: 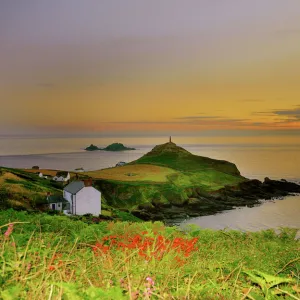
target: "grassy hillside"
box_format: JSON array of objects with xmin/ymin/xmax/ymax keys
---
[
  {"xmin": 131, "ymin": 142, "xmax": 241, "ymax": 176},
  {"xmin": 87, "ymin": 142, "xmax": 246, "ymax": 213},
  {"xmin": 0, "ymin": 167, "xmax": 63, "ymax": 210},
  {"xmin": 0, "ymin": 210, "xmax": 299, "ymax": 299}
]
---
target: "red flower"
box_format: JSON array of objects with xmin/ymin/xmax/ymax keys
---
[{"xmin": 48, "ymin": 265, "xmax": 55, "ymax": 271}]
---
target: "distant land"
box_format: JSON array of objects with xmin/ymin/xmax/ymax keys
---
[
  {"xmin": 2, "ymin": 141, "xmax": 300, "ymax": 222},
  {"xmin": 85, "ymin": 142, "xmax": 136, "ymax": 151}
]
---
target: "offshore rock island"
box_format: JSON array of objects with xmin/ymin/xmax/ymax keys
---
[{"xmin": 85, "ymin": 142, "xmax": 136, "ymax": 151}]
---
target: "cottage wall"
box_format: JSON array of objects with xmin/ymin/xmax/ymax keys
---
[
  {"xmin": 74, "ymin": 187, "xmax": 101, "ymax": 216},
  {"xmin": 63, "ymin": 190, "xmax": 72, "ymax": 202},
  {"xmin": 49, "ymin": 202, "xmax": 63, "ymax": 211}
]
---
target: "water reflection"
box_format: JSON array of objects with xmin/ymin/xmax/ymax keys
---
[{"xmin": 180, "ymin": 195, "xmax": 300, "ymax": 233}]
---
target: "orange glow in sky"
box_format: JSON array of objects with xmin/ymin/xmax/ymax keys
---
[{"xmin": 0, "ymin": 1, "xmax": 299, "ymax": 139}]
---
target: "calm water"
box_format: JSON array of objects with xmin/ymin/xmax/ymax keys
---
[{"xmin": 0, "ymin": 137, "xmax": 299, "ymax": 232}]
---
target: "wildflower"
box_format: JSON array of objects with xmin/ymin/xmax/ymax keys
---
[
  {"xmin": 27, "ymin": 263, "xmax": 32, "ymax": 272},
  {"xmin": 131, "ymin": 291, "xmax": 139, "ymax": 300},
  {"xmin": 4, "ymin": 223, "xmax": 14, "ymax": 238},
  {"xmin": 146, "ymin": 277, "xmax": 155, "ymax": 286},
  {"xmin": 48, "ymin": 265, "xmax": 55, "ymax": 271}
]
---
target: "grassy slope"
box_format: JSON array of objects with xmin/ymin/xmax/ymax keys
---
[
  {"xmin": 0, "ymin": 167, "xmax": 141, "ymax": 221},
  {"xmin": 84, "ymin": 164, "xmax": 177, "ymax": 183},
  {"xmin": 0, "ymin": 167, "xmax": 63, "ymax": 210},
  {"xmin": 0, "ymin": 210, "xmax": 299, "ymax": 299},
  {"xmin": 131, "ymin": 142, "xmax": 241, "ymax": 174}
]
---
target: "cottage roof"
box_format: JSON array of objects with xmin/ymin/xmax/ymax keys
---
[
  {"xmin": 56, "ymin": 171, "xmax": 69, "ymax": 177},
  {"xmin": 47, "ymin": 195, "xmax": 69, "ymax": 203},
  {"xmin": 64, "ymin": 181, "xmax": 85, "ymax": 194}
]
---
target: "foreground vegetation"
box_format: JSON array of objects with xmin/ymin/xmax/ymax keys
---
[{"xmin": 0, "ymin": 210, "xmax": 299, "ymax": 299}]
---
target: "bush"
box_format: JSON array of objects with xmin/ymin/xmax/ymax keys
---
[{"xmin": 0, "ymin": 187, "xmax": 10, "ymax": 202}]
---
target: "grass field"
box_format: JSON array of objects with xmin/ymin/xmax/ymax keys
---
[
  {"xmin": 0, "ymin": 210, "xmax": 299, "ymax": 299},
  {"xmin": 84, "ymin": 165, "xmax": 177, "ymax": 183},
  {"xmin": 0, "ymin": 168, "xmax": 63, "ymax": 211}
]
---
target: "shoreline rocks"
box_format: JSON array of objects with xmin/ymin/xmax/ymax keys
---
[{"xmin": 131, "ymin": 178, "xmax": 300, "ymax": 222}]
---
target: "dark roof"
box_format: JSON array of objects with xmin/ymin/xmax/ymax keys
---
[
  {"xmin": 47, "ymin": 195, "xmax": 69, "ymax": 203},
  {"xmin": 56, "ymin": 171, "xmax": 69, "ymax": 177},
  {"xmin": 64, "ymin": 181, "xmax": 85, "ymax": 194}
]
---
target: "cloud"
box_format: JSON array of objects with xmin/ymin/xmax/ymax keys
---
[
  {"xmin": 273, "ymin": 108, "xmax": 300, "ymax": 118},
  {"xmin": 252, "ymin": 111, "xmax": 274, "ymax": 116},
  {"xmin": 252, "ymin": 106, "xmax": 300, "ymax": 125},
  {"xmin": 173, "ymin": 115, "xmax": 250, "ymax": 124}
]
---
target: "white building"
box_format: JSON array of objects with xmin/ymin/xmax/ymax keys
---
[
  {"xmin": 53, "ymin": 171, "xmax": 70, "ymax": 182},
  {"xmin": 47, "ymin": 194, "xmax": 69, "ymax": 212},
  {"xmin": 48, "ymin": 179, "xmax": 101, "ymax": 216},
  {"xmin": 37, "ymin": 172, "xmax": 49, "ymax": 179}
]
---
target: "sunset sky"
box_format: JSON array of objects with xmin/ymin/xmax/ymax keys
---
[{"xmin": 0, "ymin": 0, "xmax": 300, "ymax": 141}]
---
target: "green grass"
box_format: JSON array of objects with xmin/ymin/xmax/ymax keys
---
[
  {"xmin": 166, "ymin": 170, "xmax": 244, "ymax": 191},
  {"xmin": 1, "ymin": 167, "xmax": 64, "ymax": 191},
  {"xmin": 0, "ymin": 210, "xmax": 299, "ymax": 299},
  {"xmin": 0, "ymin": 168, "xmax": 63, "ymax": 210},
  {"xmin": 85, "ymin": 164, "xmax": 177, "ymax": 183},
  {"xmin": 132, "ymin": 150, "xmax": 241, "ymax": 176}
]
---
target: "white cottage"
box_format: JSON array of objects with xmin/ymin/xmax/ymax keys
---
[
  {"xmin": 47, "ymin": 194, "xmax": 70, "ymax": 212},
  {"xmin": 53, "ymin": 171, "xmax": 70, "ymax": 182},
  {"xmin": 37, "ymin": 172, "xmax": 49, "ymax": 179},
  {"xmin": 63, "ymin": 179, "xmax": 101, "ymax": 216},
  {"xmin": 47, "ymin": 179, "xmax": 101, "ymax": 216}
]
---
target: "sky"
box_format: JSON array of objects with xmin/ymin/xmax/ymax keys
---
[{"xmin": 0, "ymin": 0, "xmax": 300, "ymax": 142}]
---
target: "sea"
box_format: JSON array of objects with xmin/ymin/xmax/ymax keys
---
[{"xmin": 0, "ymin": 136, "xmax": 299, "ymax": 232}]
